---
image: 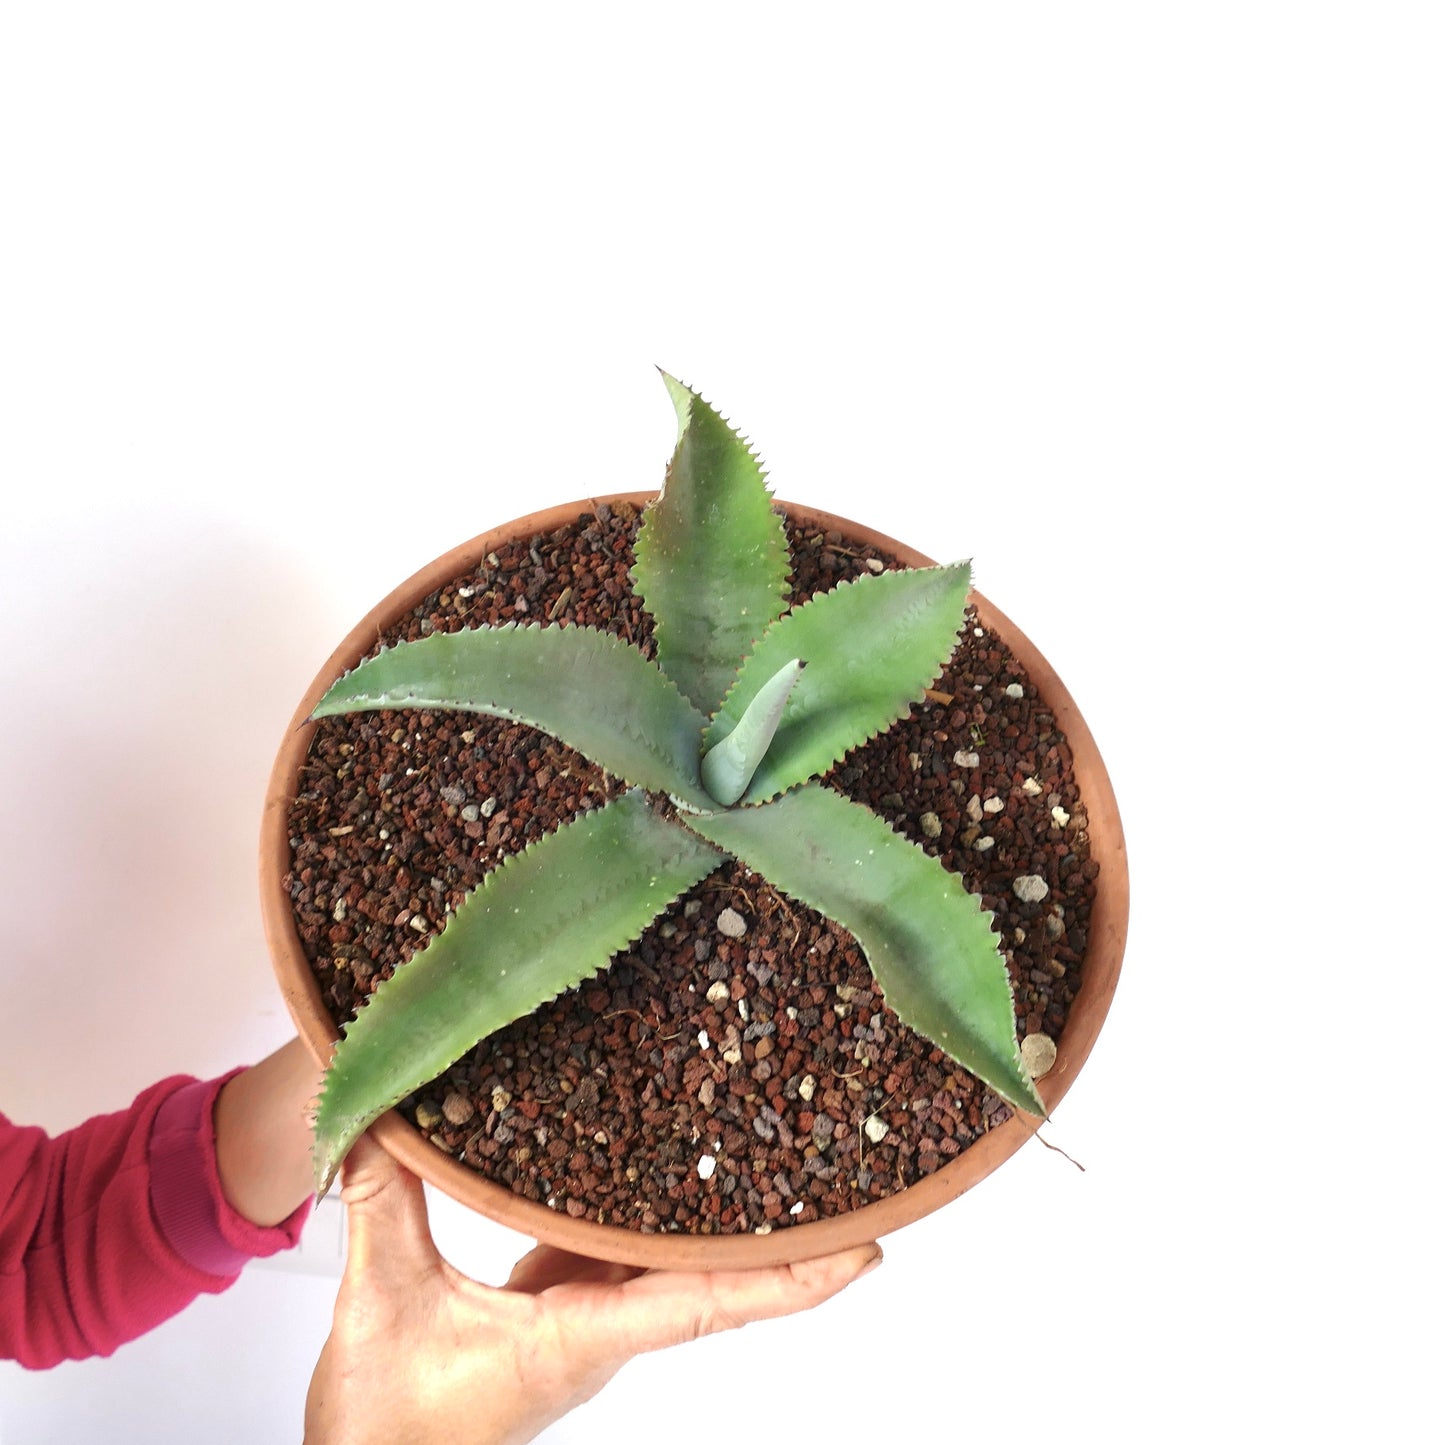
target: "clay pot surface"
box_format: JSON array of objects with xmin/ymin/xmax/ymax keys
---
[{"xmin": 262, "ymin": 493, "xmax": 1128, "ymax": 1268}]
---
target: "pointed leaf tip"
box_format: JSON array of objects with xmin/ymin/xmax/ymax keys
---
[{"xmin": 658, "ymin": 369, "xmax": 695, "ymax": 441}]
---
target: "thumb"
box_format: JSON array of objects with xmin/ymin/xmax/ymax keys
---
[
  {"xmin": 336, "ymin": 1130, "xmax": 441, "ymax": 1286},
  {"xmin": 599, "ymin": 1244, "xmax": 883, "ymax": 1356}
]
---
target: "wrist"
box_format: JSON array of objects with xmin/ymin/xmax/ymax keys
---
[{"xmin": 214, "ymin": 1038, "xmax": 322, "ymax": 1226}]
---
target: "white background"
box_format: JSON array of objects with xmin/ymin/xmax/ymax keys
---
[{"xmin": 1, "ymin": 3, "xmax": 1438, "ymax": 1441}]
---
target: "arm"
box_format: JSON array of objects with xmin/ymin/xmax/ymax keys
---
[
  {"xmin": 213, "ymin": 1036, "xmax": 323, "ymax": 1226},
  {"xmin": 306, "ymin": 1135, "xmax": 882, "ymax": 1444},
  {"xmin": 0, "ymin": 1040, "xmax": 319, "ymax": 1368}
]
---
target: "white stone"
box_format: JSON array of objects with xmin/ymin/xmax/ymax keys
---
[
  {"xmin": 974, "ymin": 836, "xmax": 995, "ymax": 852},
  {"xmin": 697, "ymin": 1029, "xmax": 711, "ymax": 1051},
  {"xmin": 983, "ymin": 796, "xmax": 1004, "ymax": 814},
  {"xmin": 1051, "ymin": 805, "xmax": 1071, "ymax": 827},
  {"xmin": 954, "ymin": 750, "xmax": 980, "ymax": 768},
  {"xmin": 1022, "ymin": 777, "xmax": 1043, "ymax": 796},
  {"xmin": 717, "ymin": 907, "xmax": 747, "ymax": 938},
  {"xmin": 1005, "ymin": 682, "xmax": 1025, "ymax": 699},
  {"xmin": 697, "ymin": 1154, "xmax": 717, "ymax": 1181},
  {"xmin": 706, "ymin": 980, "xmax": 729, "ymax": 1005},
  {"xmin": 863, "ymin": 1114, "xmax": 889, "ymax": 1144},
  {"xmin": 1012, "ymin": 874, "xmax": 1050, "ymax": 904}
]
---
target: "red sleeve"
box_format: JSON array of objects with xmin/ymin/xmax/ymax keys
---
[{"xmin": 1, "ymin": 1073, "xmax": 310, "ymax": 1369}]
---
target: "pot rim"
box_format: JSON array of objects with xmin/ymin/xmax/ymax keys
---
[{"xmin": 261, "ymin": 492, "xmax": 1128, "ymax": 1269}]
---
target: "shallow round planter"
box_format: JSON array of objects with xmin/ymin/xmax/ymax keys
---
[{"xmin": 262, "ymin": 493, "xmax": 1128, "ymax": 1269}]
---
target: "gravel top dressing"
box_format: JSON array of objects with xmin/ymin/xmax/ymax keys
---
[{"xmin": 286, "ymin": 503, "xmax": 1096, "ymax": 1236}]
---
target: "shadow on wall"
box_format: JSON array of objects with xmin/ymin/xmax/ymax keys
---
[{"xmin": 0, "ymin": 517, "xmax": 339, "ymax": 1129}]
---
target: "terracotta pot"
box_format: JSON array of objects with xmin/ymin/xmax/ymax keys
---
[{"xmin": 261, "ymin": 493, "xmax": 1128, "ymax": 1269}]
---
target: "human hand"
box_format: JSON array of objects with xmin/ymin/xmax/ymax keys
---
[{"xmin": 304, "ymin": 1133, "xmax": 882, "ymax": 1444}]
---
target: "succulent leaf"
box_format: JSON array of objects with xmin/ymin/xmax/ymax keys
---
[
  {"xmin": 706, "ymin": 563, "xmax": 974, "ymax": 804},
  {"xmin": 700, "ymin": 658, "xmax": 805, "ymax": 807},
  {"xmin": 632, "ymin": 373, "xmax": 791, "ymax": 716},
  {"xmin": 683, "ymin": 783, "xmax": 1045, "ymax": 1115},
  {"xmin": 311, "ymin": 790, "xmax": 725, "ymax": 1192},
  {"xmin": 313, "ymin": 623, "xmax": 715, "ymax": 811}
]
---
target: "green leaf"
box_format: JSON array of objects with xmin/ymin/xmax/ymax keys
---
[
  {"xmin": 313, "ymin": 622, "xmax": 714, "ymax": 811},
  {"xmin": 683, "ymin": 784, "xmax": 1044, "ymax": 1115},
  {"xmin": 312, "ymin": 791, "xmax": 725, "ymax": 1192},
  {"xmin": 700, "ymin": 658, "xmax": 806, "ymax": 807},
  {"xmin": 631, "ymin": 372, "xmax": 791, "ymax": 716},
  {"xmin": 706, "ymin": 563, "xmax": 973, "ymax": 804}
]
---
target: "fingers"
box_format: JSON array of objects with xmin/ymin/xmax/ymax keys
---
[
  {"xmin": 593, "ymin": 1244, "xmax": 883, "ymax": 1356},
  {"xmin": 337, "ymin": 1131, "xmax": 441, "ymax": 1285},
  {"xmin": 506, "ymin": 1244, "xmax": 644, "ymax": 1294}
]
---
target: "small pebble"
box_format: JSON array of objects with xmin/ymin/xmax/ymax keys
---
[
  {"xmin": 974, "ymin": 836, "xmax": 995, "ymax": 852},
  {"xmin": 863, "ymin": 1114, "xmax": 889, "ymax": 1144},
  {"xmin": 1005, "ymin": 682, "xmax": 1025, "ymax": 699},
  {"xmin": 983, "ymin": 796, "xmax": 1004, "ymax": 814},
  {"xmin": 697, "ymin": 1029, "xmax": 711, "ymax": 1050},
  {"xmin": 1013, "ymin": 874, "xmax": 1049, "ymax": 904},
  {"xmin": 706, "ymin": 980, "xmax": 729, "ymax": 1005},
  {"xmin": 954, "ymin": 750, "xmax": 980, "ymax": 768},
  {"xmin": 717, "ymin": 907, "xmax": 747, "ymax": 938},
  {"xmin": 1021, "ymin": 1033, "xmax": 1058, "ymax": 1079},
  {"xmin": 1051, "ymin": 805, "xmax": 1071, "ymax": 827},
  {"xmin": 920, "ymin": 812, "xmax": 942, "ymax": 838},
  {"xmin": 442, "ymin": 1092, "xmax": 475, "ymax": 1126},
  {"xmin": 491, "ymin": 1086, "xmax": 512, "ymax": 1112},
  {"xmin": 798, "ymin": 1074, "xmax": 817, "ymax": 1102},
  {"xmin": 697, "ymin": 1154, "xmax": 717, "ymax": 1181},
  {"xmin": 1022, "ymin": 777, "xmax": 1043, "ymax": 796}
]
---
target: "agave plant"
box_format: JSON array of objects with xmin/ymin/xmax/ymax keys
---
[{"xmin": 308, "ymin": 373, "xmax": 1045, "ymax": 1191}]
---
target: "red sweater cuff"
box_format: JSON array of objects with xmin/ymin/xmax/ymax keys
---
[{"xmin": 147, "ymin": 1074, "xmax": 310, "ymax": 1278}]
